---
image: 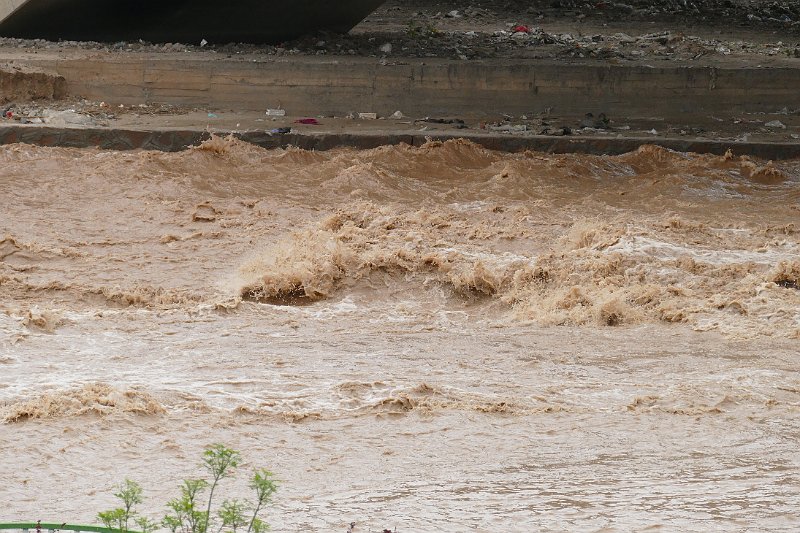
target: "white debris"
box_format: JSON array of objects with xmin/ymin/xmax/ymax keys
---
[
  {"xmin": 41, "ymin": 109, "xmax": 96, "ymax": 127},
  {"xmin": 379, "ymin": 43, "xmax": 392, "ymax": 54},
  {"xmin": 613, "ymin": 32, "xmax": 636, "ymax": 43},
  {"xmin": 765, "ymin": 120, "xmax": 786, "ymax": 129},
  {"xmin": 490, "ymin": 124, "xmax": 527, "ymax": 133}
]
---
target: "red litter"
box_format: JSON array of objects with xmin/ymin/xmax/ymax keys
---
[
  {"xmin": 294, "ymin": 118, "xmax": 320, "ymax": 125},
  {"xmin": 512, "ymin": 25, "xmax": 530, "ymax": 33}
]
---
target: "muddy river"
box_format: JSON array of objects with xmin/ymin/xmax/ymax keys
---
[{"xmin": 1, "ymin": 138, "xmax": 799, "ymax": 531}]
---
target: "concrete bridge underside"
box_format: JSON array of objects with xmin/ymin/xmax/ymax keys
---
[{"xmin": 0, "ymin": 0, "xmax": 387, "ymax": 43}]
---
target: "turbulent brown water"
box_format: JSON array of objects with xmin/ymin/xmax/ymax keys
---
[{"xmin": 1, "ymin": 137, "xmax": 799, "ymax": 531}]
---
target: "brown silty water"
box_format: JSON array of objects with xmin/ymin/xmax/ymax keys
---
[{"xmin": 1, "ymin": 137, "xmax": 799, "ymax": 531}]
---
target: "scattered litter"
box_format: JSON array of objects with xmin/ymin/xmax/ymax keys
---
[
  {"xmin": 358, "ymin": 112, "xmax": 378, "ymax": 120},
  {"xmin": 266, "ymin": 109, "xmax": 286, "ymax": 117},
  {"xmin": 540, "ymin": 126, "xmax": 572, "ymax": 136},
  {"xmin": 39, "ymin": 109, "xmax": 96, "ymax": 126},
  {"xmin": 421, "ymin": 117, "xmax": 465, "ymax": 126},
  {"xmin": 765, "ymin": 120, "xmax": 786, "ymax": 129},
  {"xmin": 207, "ymin": 113, "xmax": 218, "ymax": 118},
  {"xmin": 0, "ymin": 9, "xmax": 796, "ymax": 66},
  {"xmin": 613, "ymin": 32, "xmax": 636, "ymax": 43},
  {"xmin": 579, "ymin": 112, "xmax": 610, "ymax": 129},
  {"xmin": 294, "ymin": 118, "xmax": 320, "ymax": 125},
  {"xmin": 490, "ymin": 124, "xmax": 527, "ymax": 133}
]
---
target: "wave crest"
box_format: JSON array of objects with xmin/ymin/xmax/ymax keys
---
[{"xmin": 1, "ymin": 383, "xmax": 166, "ymax": 423}]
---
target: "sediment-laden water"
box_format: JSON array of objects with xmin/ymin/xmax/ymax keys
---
[{"xmin": 1, "ymin": 137, "xmax": 799, "ymax": 531}]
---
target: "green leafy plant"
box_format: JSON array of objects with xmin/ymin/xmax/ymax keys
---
[
  {"xmin": 247, "ymin": 470, "xmax": 277, "ymax": 533},
  {"xmin": 99, "ymin": 445, "xmax": 278, "ymax": 533},
  {"xmin": 218, "ymin": 499, "xmax": 249, "ymax": 533},
  {"xmin": 201, "ymin": 445, "xmax": 242, "ymax": 533},
  {"xmin": 117, "ymin": 479, "xmax": 144, "ymax": 530},
  {"xmin": 163, "ymin": 479, "xmax": 209, "ymax": 533},
  {"xmin": 97, "ymin": 509, "xmax": 126, "ymax": 531},
  {"xmin": 134, "ymin": 517, "xmax": 160, "ymax": 533},
  {"xmin": 97, "ymin": 479, "xmax": 144, "ymax": 532}
]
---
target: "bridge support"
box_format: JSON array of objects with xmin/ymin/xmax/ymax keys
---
[{"xmin": 0, "ymin": 0, "xmax": 386, "ymax": 44}]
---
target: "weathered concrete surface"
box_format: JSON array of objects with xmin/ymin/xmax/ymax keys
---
[
  {"xmin": 2, "ymin": 49, "xmax": 797, "ymax": 157},
  {"xmin": 18, "ymin": 54, "xmax": 800, "ymax": 120},
  {"xmin": 0, "ymin": 63, "xmax": 65, "ymax": 102},
  {"xmin": 1, "ymin": 124, "xmax": 798, "ymax": 159},
  {"xmin": 0, "ymin": 0, "xmax": 385, "ymax": 43}
]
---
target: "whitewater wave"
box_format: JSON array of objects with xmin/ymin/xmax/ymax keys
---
[{"xmin": 1, "ymin": 383, "xmax": 165, "ymax": 423}]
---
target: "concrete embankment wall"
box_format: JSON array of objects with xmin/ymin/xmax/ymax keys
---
[
  {"xmin": 23, "ymin": 56, "xmax": 800, "ymax": 119},
  {"xmin": 0, "ymin": 0, "xmax": 25, "ymax": 21}
]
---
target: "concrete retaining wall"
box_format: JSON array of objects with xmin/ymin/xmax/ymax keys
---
[{"xmin": 20, "ymin": 56, "xmax": 800, "ymax": 120}]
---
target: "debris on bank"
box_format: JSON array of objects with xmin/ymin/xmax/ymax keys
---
[
  {"xmin": 0, "ymin": 99, "xmax": 195, "ymax": 127},
  {"xmin": 0, "ymin": 16, "xmax": 797, "ymax": 64}
]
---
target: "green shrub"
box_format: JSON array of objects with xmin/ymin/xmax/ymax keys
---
[{"xmin": 98, "ymin": 445, "xmax": 278, "ymax": 533}]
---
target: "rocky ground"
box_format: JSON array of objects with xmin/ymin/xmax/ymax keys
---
[
  {"xmin": 379, "ymin": 0, "xmax": 800, "ymax": 28},
  {"xmin": 0, "ymin": 0, "xmax": 798, "ymax": 147},
  {"xmin": 0, "ymin": 0, "xmax": 797, "ymax": 62}
]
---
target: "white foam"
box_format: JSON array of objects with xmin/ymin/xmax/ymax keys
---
[
  {"xmin": 437, "ymin": 246, "xmax": 535, "ymax": 268},
  {"xmin": 607, "ymin": 236, "xmax": 800, "ymax": 266},
  {"xmin": 449, "ymin": 200, "xmax": 489, "ymax": 212}
]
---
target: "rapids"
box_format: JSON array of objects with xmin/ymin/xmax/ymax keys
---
[{"xmin": 1, "ymin": 137, "xmax": 799, "ymax": 530}]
